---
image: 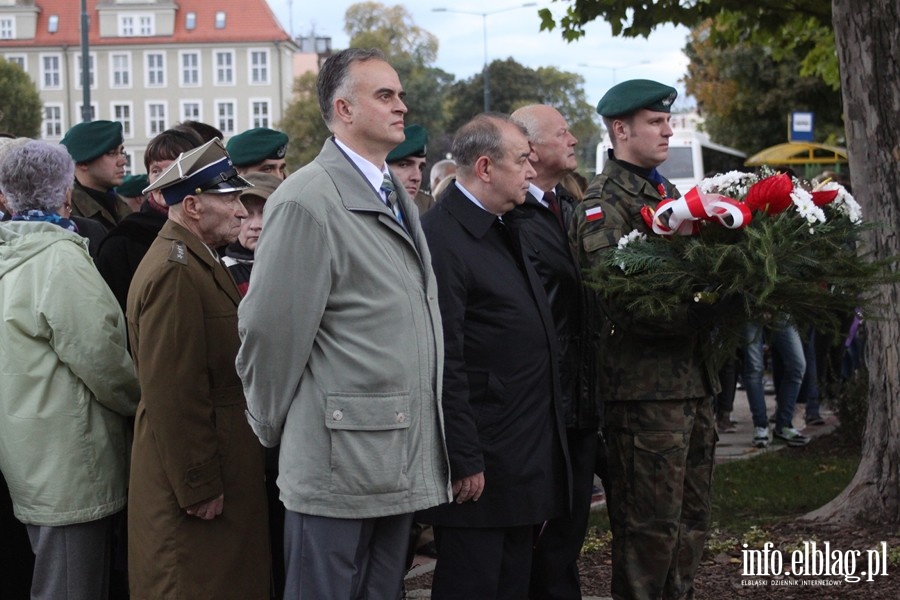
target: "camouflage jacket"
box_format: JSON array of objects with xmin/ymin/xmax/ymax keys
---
[{"xmin": 570, "ymin": 158, "xmax": 718, "ymax": 402}]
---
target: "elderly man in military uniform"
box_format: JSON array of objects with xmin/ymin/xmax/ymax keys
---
[
  {"xmin": 226, "ymin": 127, "xmax": 289, "ymax": 180},
  {"xmin": 387, "ymin": 124, "xmax": 434, "ymax": 215},
  {"xmin": 570, "ymin": 80, "xmax": 718, "ymax": 600},
  {"xmin": 126, "ymin": 138, "xmax": 271, "ymax": 600},
  {"xmin": 60, "ymin": 120, "xmax": 132, "ymax": 231}
]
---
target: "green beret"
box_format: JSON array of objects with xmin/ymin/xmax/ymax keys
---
[
  {"xmin": 596, "ymin": 79, "xmax": 678, "ymax": 118},
  {"xmin": 386, "ymin": 124, "xmax": 428, "ymax": 163},
  {"xmin": 226, "ymin": 127, "xmax": 288, "ymax": 167},
  {"xmin": 60, "ymin": 120, "xmax": 124, "ymax": 163},
  {"xmin": 117, "ymin": 173, "xmax": 149, "ymax": 197}
]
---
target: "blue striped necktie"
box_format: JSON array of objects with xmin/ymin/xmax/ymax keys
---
[{"xmin": 380, "ymin": 174, "xmax": 405, "ymax": 227}]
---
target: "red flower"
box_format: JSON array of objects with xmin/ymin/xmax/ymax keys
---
[
  {"xmin": 745, "ymin": 173, "xmax": 794, "ymax": 214},
  {"xmin": 811, "ymin": 189, "xmax": 839, "ymax": 207}
]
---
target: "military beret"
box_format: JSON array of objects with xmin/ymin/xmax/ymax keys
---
[
  {"xmin": 239, "ymin": 172, "xmax": 281, "ymax": 203},
  {"xmin": 225, "ymin": 127, "xmax": 288, "ymax": 167},
  {"xmin": 386, "ymin": 124, "xmax": 428, "ymax": 163},
  {"xmin": 116, "ymin": 174, "xmax": 149, "ymax": 198},
  {"xmin": 596, "ymin": 79, "xmax": 678, "ymax": 118},
  {"xmin": 60, "ymin": 120, "xmax": 124, "ymax": 163},
  {"xmin": 144, "ymin": 138, "xmax": 252, "ymax": 206}
]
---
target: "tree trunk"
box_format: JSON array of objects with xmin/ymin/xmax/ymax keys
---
[{"xmin": 806, "ymin": 0, "xmax": 900, "ymax": 525}]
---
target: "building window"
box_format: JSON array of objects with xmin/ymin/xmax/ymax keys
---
[
  {"xmin": 250, "ymin": 100, "xmax": 271, "ymax": 128},
  {"xmin": 5, "ymin": 54, "xmax": 26, "ymax": 70},
  {"xmin": 180, "ymin": 51, "xmax": 200, "ymax": 86},
  {"xmin": 249, "ymin": 50, "xmax": 269, "ymax": 84},
  {"xmin": 40, "ymin": 54, "xmax": 62, "ymax": 89},
  {"xmin": 112, "ymin": 103, "xmax": 133, "ymax": 138},
  {"xmin": 119, "ymin": 14, "xmax": 154, "ymax": 37},
  {"xmin": 180, "ymin": 101, "xmax": 202, "ymax": 122},
  {"xmin": 215, "ymin": 11, "xmax": 226, "ymax": 29},
  {"xmin": 147, "ymin": 102, "xmax": 167, "ymax": 137},
  {"xmin": 111, "ymin": 53, "xmax": 132, "ymax": 88},
  {"xmin": 146, "ymin": 52, "xmax": 166, "ymax": 87},
  {"xmin": 43, "ymin": 104, "xmax": 63, "ymax": 139},
  {"xmin": 0, "ymin": 18, "xmax": 14, "ymax": 40},
  {"xmin": 139, "ymin": 15, "xmax": 154, "ymax": 36},
  {"xmin": 186, "ymin": 12, "xmax": 196, "ymax": 30},
  {"xmin": 75, "ymin": 53, "xmax": 95, "ymax": 89},
  {"xmin": 215, "ymin": 51, "xmax": 234, "ymax": 85},
  {"xmin": 215, "ymin": 101, "xmax": 236, "ymax": 135},
  {"xmin": 48, "ymin": 15, "xmax": 58, "ymax": 33}
]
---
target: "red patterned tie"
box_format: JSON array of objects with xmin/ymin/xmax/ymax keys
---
[{"xmin": 544, "ymin": 189, "xmax": 564, "ymax": 232}]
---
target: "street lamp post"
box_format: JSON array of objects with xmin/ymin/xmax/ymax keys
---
[
  {"xmin": 579, "ymin": 60, "xmax": 652, "ymax": 84},
  {"xmin": 433, "ymin": 3, "xmax": 538, "ymax": 112}
]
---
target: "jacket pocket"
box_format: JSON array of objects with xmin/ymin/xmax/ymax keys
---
[
  {"xmin": 325, "ymin": 393, "xmax": 411, "ymax": 496},
  {"xmin": 630, "ymin": 430, "xmax": 686, "ymax": 521}
]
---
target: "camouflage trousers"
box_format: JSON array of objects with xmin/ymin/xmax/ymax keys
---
[{"xmin": 604, "ymin": 398, "xmax": 716, "ymax": 600}]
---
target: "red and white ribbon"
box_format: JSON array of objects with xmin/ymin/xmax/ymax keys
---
[{"xmin": 648, "ymin": 186, "xmax": 752, "ymax": 236}]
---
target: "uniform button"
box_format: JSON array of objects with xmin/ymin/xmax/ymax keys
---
[
  {"xmin": 332, "ymin": 409, "xmax": 343, "ymax": 421},
  {"xmin": 396, "ymin": 412, "xmax": 406, "ymax": 424}
]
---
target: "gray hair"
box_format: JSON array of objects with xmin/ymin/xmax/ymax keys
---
[
  {"xmin": 452, "ymin": 113, "xmax": 528, "ymax": 175},
  {"xmin": 510, "ymin": 105, "xmax": 542, "ymax": 144},
  {"xmin": 0, "ymin": 140, "xmax": 75, "ymax": 214},
  {"xmin": 317, "ymin": 48, "xmax": 386, "ymax": 125}
]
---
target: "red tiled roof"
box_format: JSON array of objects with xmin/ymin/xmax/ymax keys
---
[{"xmin": 1, "ymin": 0, "xmax": 290, "ymax": 47}]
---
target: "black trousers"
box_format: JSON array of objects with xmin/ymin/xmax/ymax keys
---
[
  {"xmin": 431, "ymin": 524, "xmax": 533, "ymax": 600},
  {"xmin": 530, "ymin": 427, "xmax": 599, "ymax": 599}
]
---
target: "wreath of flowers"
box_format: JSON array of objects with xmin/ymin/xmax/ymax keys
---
[{"xmin": 590, "ymin": 167, "xmax": 885, "ymax": 368}]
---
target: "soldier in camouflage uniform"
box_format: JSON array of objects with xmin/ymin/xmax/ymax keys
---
[{"xmin": 570, "ymin": 80, "xmax": 718, "ymax": 600}]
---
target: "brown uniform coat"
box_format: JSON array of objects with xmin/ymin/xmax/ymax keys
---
[{"xmin": 126, "ymin": 220, "xmax": 269, "ymax": 599}]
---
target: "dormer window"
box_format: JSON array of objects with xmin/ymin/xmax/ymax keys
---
[
  {"xmin": 0, "ymin": 17, "xmax": 14, "ymax": 39},
  {"xmin": 185, "ymin": 12, "xmax": 196, "ymax": 31},
  {"xmin": 215, "ymin": 11, "xmax": 226, "ymax": 29},
  {"xmin": 119, "ymin": 14, "xmax": 155, "ymax": 37},
  {"xmin": 48, "ymin": 16, "xmax": 59, "ymax": 34}
]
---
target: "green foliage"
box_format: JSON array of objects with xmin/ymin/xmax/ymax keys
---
[
  {"xmin": 446, "ymin": 58, "xmax": 601, "ymax": 173},
  {"xmin": 588, "ymin": 180, "xmax": 892, "ymax": 370},
  {"xmin": 0, "ymin": 58, "xmax": 42, "ymax": 137},
  {"xmin": 684, "ymin": 20, "xmax": 844, "ymax": 154},
  {"xmin": 539, "ymin": 0, "xmax": 831, "ymax": 39},
  {"xmin": 277, "ymin": 72, "xmax": 331, "ymax": 170}
]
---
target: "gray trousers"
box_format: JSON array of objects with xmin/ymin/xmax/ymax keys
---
[
  {"xmin": 26, "ymin": 515, "xmax": 113, "ymax": 600},
  {"xmin": 283, "ymin": 510, "xmax": 413, "ymax": 600}
]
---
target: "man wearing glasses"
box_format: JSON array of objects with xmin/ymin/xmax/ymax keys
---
[{"xmin": 61, "ymin": 120, "xmax": 132, "ymax": 231}]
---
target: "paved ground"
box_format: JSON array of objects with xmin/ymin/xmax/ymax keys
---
[{"xmin": 404, "ymin": 388, "xmax": 838, "ymax": 599}]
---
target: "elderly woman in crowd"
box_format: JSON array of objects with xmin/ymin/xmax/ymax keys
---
[{"xmin": 0, "ymin": 140, "xmax": 140, "ymax": 600}]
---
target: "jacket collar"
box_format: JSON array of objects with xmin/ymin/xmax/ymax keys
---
[{"xmin": 442, "ymin": 183, "xmax": 500, "ymax": 240}]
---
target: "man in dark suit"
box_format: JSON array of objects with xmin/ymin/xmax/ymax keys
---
[
  {"xmin": 419, "ymin": 113, "xmax": 570, "ymax": 599},
  {"xmin": 510, "ymin": 103, "xmax": 601, "ymax": 600}
]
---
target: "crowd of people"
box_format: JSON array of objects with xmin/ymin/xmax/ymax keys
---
[{"xmin": 0, "ymin": 47, "xmax": 855, "ymax": 600}]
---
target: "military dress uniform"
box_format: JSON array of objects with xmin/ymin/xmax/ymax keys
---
[
  {"xmin": 572, "ymin": 125, "xmax": 718, "ymax": 599},
  {"xmin": 126, "ymin": 140, "xmax": 270, "ymax": 599}
]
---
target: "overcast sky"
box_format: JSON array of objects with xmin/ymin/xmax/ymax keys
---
[{"xmin": 265, "ymin": 0, "xmax": 694, "ymax": 110}]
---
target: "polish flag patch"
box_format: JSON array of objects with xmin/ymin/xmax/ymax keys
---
[{"xmin": 585, "ymin": 206, "xmax": 604, "ymax": 222}]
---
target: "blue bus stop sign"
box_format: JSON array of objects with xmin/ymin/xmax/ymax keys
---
[{"xmin": 790, "ymin": 112, "xmax": 815, "ymax": 142}]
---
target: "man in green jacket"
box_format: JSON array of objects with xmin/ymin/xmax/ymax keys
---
[{"xmin": 571, "ymin": 80, "xmax": 718, "ymax": 600}]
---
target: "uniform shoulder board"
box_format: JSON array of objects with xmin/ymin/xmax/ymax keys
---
[{"xmin": 167, "ymin": 240, "xmax": 188, "ymax": 265}]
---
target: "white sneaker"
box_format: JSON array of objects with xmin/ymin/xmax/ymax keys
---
[
  {"xmin": 774, "ymin": 426, "xmax": 810, "ymax": 447},
  {"xmin": 752, "ymin": 426, "xmax": 770, "ymax": 448}
]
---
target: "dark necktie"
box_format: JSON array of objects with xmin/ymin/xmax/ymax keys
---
[
  {"xmin": 544, "ymin": 189, "xmax": 565, "ymax": 232},
  {"xmin": 380, "ymin": 174, "xmax": 405, "ymax": 228}
]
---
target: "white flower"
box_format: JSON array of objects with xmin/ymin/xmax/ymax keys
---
[
  {"xmin": 791, "ymin": 188, "xmax": 826, "ymax": 227},
  {"xmin": 829, "ymin": 183, "xmax": 863, "ymax": 224},
  {"xmin": 699, "ymin": 170, "xmax": 756, "ymax": 199},
  {"xmin": 615, "ymin": 230, "xmax": 647, "ymax": 270},
  {"xmin": 617, "ymin": 229, "xmax": 647, "ymax": 250}
]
